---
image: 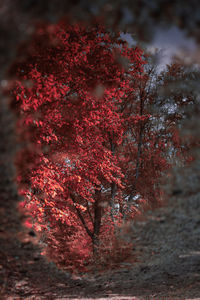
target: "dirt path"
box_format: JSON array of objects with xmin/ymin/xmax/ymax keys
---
[{"xmin": 1, "ymin": 163, "xmax": 200, "ymax": 299}]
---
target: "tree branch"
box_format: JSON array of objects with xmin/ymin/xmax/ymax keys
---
[{"xmin": 70, "ymin": 193, "xmax": 93, "ymax": 240}]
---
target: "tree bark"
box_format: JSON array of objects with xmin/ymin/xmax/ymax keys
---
[
  {"xmin": 127, "ymin": 87, "xmax": 145, "ymax": 205},
  {"xmin": 109, "ymin": 135, "xmax": 117, "ymax": 221},
  {"xmin": 92, "ymin": 189, "xmax": 102, "ymax": 254}
]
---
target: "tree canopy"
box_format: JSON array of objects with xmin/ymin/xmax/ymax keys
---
[{"xmin": 10, "ymin": 21, "xmax": 193, "ymax": 271}]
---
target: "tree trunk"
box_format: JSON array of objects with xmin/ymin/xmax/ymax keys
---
[
  {"xmin": 125, "ymin": 88, "xmax": 146, "ymax": 218},
  {"xmin": 92, "ymin": 234, "xmax": 100, "ymax": 255},
  {"xmin": 109, "ymin": 135, "xmax": 117, "ymax": 221},
  {"xmin": 92, "ymin": 189, "xmax": 102, "ymax": 255}
]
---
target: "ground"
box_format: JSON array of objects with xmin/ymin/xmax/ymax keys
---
[{"xmin": 1, "ymin": 164, "xmax": 200, "ymax": 299}]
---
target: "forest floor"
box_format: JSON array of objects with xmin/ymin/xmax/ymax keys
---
[{"xmin": 1, "ymin": 166, "xmax": 200, "ymax": 299}]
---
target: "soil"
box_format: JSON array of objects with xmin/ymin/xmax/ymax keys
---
[{"xmin": 1, "ymin": 163, "xmax": 200, "ymax": 299}]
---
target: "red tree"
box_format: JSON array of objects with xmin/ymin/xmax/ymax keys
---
[{"xmin": 10, "ymin": 21, "xmax": 186, "ymax": 271}]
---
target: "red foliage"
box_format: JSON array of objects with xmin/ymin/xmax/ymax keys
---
[{"xmin": 10, "ymin": 21, "xmax": 183, "ymax": 271}]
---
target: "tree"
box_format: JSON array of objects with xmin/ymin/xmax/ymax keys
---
[
  {"xmin": 10, "ymin": 21, "xmax": 192, "ymax": 271},
  {"xmin": 11, "ymin": 21, "xmax": 146, "ymax": 269},
  {"xmin": 151, "ymin": 62, "xmax": 199, "ymax": 164}
]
